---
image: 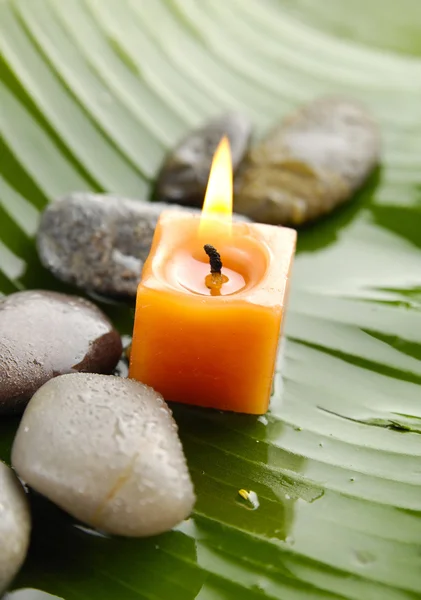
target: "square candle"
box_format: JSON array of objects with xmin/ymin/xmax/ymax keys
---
[{"xmin": 129, "ymin": 210, "xmax": 296, "ymax": 415}]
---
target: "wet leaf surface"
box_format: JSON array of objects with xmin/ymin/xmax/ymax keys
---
[{"xmin": 1, "ymin": 0, "xmax": 421, "ymax": 598}]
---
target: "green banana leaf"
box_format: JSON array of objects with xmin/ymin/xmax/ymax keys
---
[{"xmin": 1, "ymin": 0, "xmax": 421, "ymax": 599}]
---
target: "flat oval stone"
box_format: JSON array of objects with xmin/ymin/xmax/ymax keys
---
[
  {"xmin": 12, "ymin": 373, "xmax": 195, "ymax": 537},
  {"xmin": 234, "ymin": 97, "xmax": 381, "ymax": 225},
  {"xmin": 0, "ymin": 291, "xmax": 122, "ymax": 415},
  {"xmin": 156, "ymin": 112, "xmax": 252, "ymax": 206},
  {"xmin": 0, "ymin": 462, "xmax": 31, "ymax": 595},
  {"xmin": 37, "ymin": 193, "xmax": 250, "ymax": 297}
]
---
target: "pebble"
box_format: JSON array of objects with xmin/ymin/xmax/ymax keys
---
[
  {"xmin": 37, "ymin": 193, "xmax": 250, "ymax": 297},
  {"xmin": 156, "ymin": 112, "xmax": 252, "ymax": 207},
  {"xmin": 0, "ymin": 291, "xmax": 122, "ymax": 414},
  {"xmin": 234, "ymin": 97, "xmax": 381, "ymax": 225},
  {"xmin": 0, "ymin": 462, "xmax": 31, "ymax": 595},
  {"xmin": 12, "ymin": 373, "xmax": 195, "ymax": 537}
]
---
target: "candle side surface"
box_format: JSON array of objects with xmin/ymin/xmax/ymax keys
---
[{"xmin": 129, "ymin": 213, "xmax": 296, "ymax": 415}]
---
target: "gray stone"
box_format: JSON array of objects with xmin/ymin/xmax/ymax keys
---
[
  {"xmin": 234, "ymin": 97, "xmax": 381, "ymax": 225},
  {"xmin": 0, "ymin": 291, "xmax": 122, "ymax": 414},
  {"xmin": 37, "ymin": 193, "xmax": 250, "ymax": 297},
  {"xmin": 0, "ymin": 462, "xmax": 31, "ymax": 595},
  {"xmin": 12, "ymin": 373, "xmax": 195, "ymax": 537},
  {"xmin": 156, "ymin": 112, "xmax": 252, "ymax": 207}
]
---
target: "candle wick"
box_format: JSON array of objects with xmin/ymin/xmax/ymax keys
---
[
  {"xmin": 204, "ymin": 244, "xmax": 222, "ymax": 275},
  {"xmin": 203, "ymin": 244, "xmax": 229, "ymax": 293}
]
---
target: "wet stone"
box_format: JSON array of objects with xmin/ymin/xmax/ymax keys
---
[
  {"xmin": 234, "ymin": 97, "xmax": 381, "ymax": 225},
  {"xmin": 0, "ymin": 462, "xmax": 31, "ymax": 595},
  {"xmin": 0, "ymin": 291, "xmax": 122, "ymax": 415},
  {"xmin": 12, "ymin": 373, "xmax": 196, "ymax": 537},
  {"xmin": 156, "ymin": 112, "xmax": 252, "ymax": 206},
  {"xmin": 37, "ymin": 193, "xmax": 250, "ymax": 298}
]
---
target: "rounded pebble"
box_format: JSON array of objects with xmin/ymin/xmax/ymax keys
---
[
  {"xmin": 0, "ymin": 291, "xmax": 122, "ymax": 414},
  {"xmin": 234, "ymin": 97, "xmax": 381, "ymax": 225},
  {"xmin": 0, "ymin": 462, "xmax": 31, "ymax": 595},
  {"xmin": 37, "ymin": 193, "xmax": 250, "ymax": 297},
  {"xmin": 12, "ymin": 373, "xmax": 195, "ymax": 537},
  {"xmin": 156, "ymin": 112, "xmax": 252, "ymax": 207}
]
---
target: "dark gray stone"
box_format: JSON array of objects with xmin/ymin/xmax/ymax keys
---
[
  {"xmin": 0, "ymin": 291, "xmax": 122, "ymax": 414},
  {"xmin": 234, "ymin": 97, "xmax": 381, "ymax": 225},
  {"xmin": 37, "ymin": 193, "xmax": 249, "ymax": 297},
  {"xmin": 0, "ymin": 461, "xmax": 31, "ymax": 595},
  {"xmin": 156, "ymin": 112, "xmax": 252, "ymax": 206}
]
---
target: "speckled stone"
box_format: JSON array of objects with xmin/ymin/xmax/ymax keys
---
[
  {"xmin": 0, "ymin": 291, "xmax": 122, "ymax": 414},
  {"xmin": 12, "ymin": 373, "xmax": 195, "ymax": 538},
  {"xmin": 234, "ymin": 97, "xmax": 381, "ymax": 225},
  {"xmin": 156, "ymin": 112, "xmax": 252, "ymax": 206},
  {"xmin": 37, "ymin": 193, "xmax": 250, "ymax": 298},
  {"xmin": 0, "ymin": 462, "xmax": 31, "ymax": 595}
]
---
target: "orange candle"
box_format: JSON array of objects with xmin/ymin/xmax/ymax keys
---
[{"xmin": 129, "ymin": 138, "xmax": 296, "ymax": 414}]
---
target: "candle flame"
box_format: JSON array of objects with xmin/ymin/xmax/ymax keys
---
[{"xmin": 199, "ymin": 136, "xmax": 233, "ymax": 237}]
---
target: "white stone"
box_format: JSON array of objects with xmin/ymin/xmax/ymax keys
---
[
  {"xmin": 12, "ymin": 374, "xmax": 195, "ymax": 537},
  {"xmin": 0, "ymin": 462, "xmax": 31, "ymax": 594}
]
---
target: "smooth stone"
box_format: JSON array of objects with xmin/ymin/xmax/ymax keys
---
[
  {"xmin": 37, "ymin": 193, "xmax": 250, "ymax": 298},
  {"xmin": 0, "ymin": 291, "xmax": 122, "ymax": 415},
  {"xmin": 234, "ymin": 97, "xmax": 381, "ymax": 225},
  {"xmin": 0, "ymin": 462, "xmax": 31, "ymax": 595},
  {"xmin": 6, "ymin": 591, "xmax": 63, "ymax": 600},
  {"xmin": 12, "ymin": 373, "xmax": 195, "ymax": 537},
  {"xmin": 156, "ymin": 112, "xmax": 252, "ymax": 206}
]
